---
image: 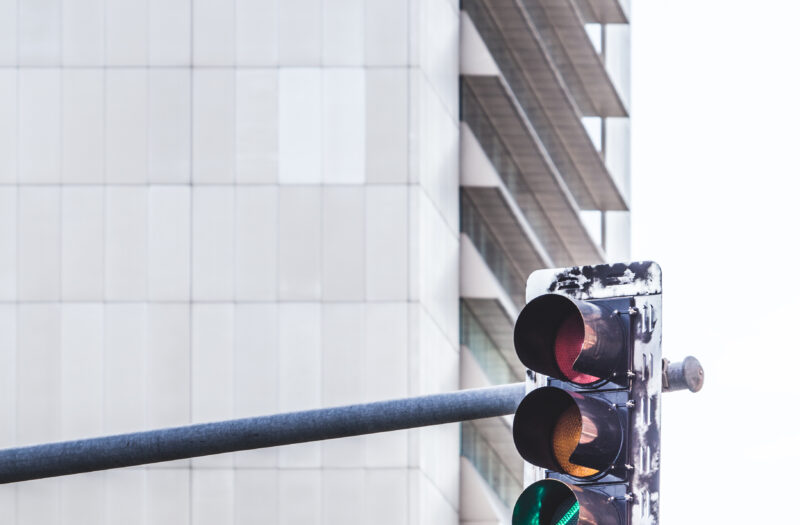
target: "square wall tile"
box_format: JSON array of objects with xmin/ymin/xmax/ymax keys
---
[
  {"xmin": 19, "ymin": 0, "xmax": 60, "ymax": 65},
  {"xmin": 323, "ymin": 0, "xmax": 364, "ymax": 65},
  {"xmin": 106, "ymin": 69, "xmax": 147, "ymax": 183},
  {"xmin": 322, "ymin": 469, "xmax": 364, "ymax": 524},
  {"xmin": 236, "ymin": 0, "xmax": 278, "ymax": 65},
  {"xmin": 192, "ymin": 186, "xmax": 235, "ymax": 300},
  {"xmin": 149, "ymin": 69, "xmax": 191, "ymax": 183},
  {"xmin": 62, "ymin": 70, "xmax": 104, "ymax": 183},
  {"xmin": 0, "ymin": 0, "xmax": 16, "ymax": 65},
  {"xmin": 17, "ymin": 305, "xmax": 61, "ymax": 444},
  {"xmin": 323, "ymin": 69, "xmax": 365, "ymax": 184},
  {"xmin": 236, "ymin": 70, "xmax": 278, "ymax": 183},
  {"xmin": 106, "ymin": 469, "xmax": 145, "ymax": 525},
  {"xmin": 234, "ymin": 469, "xmax": 278, "ymax": 524},
  {"xmin": 104, "ymin": 304, "xmax": 146, "ymax": 433},
  {"xmin": 191, "ymin": 304, "xmax": 235, "ymax": 467},
  {"xmin": 193, "ymin": 69, "xmax": 236, "ymax": 183},
  {"xmin": 146, "ymin": 304, "xmax": 190, "ymax": 428},
  {"xmin": 62, "ymin": 0, "xmax": 104, "ymax": 65},
  {"xmin": 61, "ymin": 304, "xmax": 104, "ymax": 440},
  {"xmin": 278, "ymin": 69, "xmax": 322, "ymax": 184},
  {"xmin": 366, "ymin": 185, "xmax": 408, "ymax": 301},
  {"xmin": 322, "ymin": 186, "xmax": 365, "ymax": 300},
  {"xmin": 366, "ymin": 69, "xmax": 409, "ymax": 183},
  {"xmin": 0, "ymin": 305, "xmax": 16, "ymax": 449},
  {"xmin": 0, "ymin": 188, "xmax": 16, "ymax": 300},
  {"xmin": 18, "ymin": 187, "xmax": 60, "ymax": 301},
  {"xmin": 105, "ymin": 0, "xmax": 147, "ymax": 65},
  {"xmin": 278, "ymin": 0, "xmax": 322, "ymax": 65},
  {"xmin": 235, "ymin": 186, "xmax": 278, "ymax": 301},
  {"xmin": 147, "ymin": 186, "xmax": 190, "ymax": 301},
  {"xmin": 150, "ymin": 0, "xmax": 191, "ymax": 65},
  {"xmin": 62, "ymin": 187, "xmax": 104, "ymax": 300},
  {"xmin": 62, "ymin": 472, "xmax": 105, "ymax": 525},
  {"xmin": 364, "ymin": 470, "xmax": 408, "ymax": 525},
  {"xmin": 193, "ymin": 0, "xmax": 235, "ymax": 65},
  {"xmin": 0, "ymin": 484, "xmax": 16, "ymax": 523},
  {"xmin": 145, "ymin": 469, "xmax": 190, "ymax": 525},
  {"xmin": 0, "ymin": 70, "xmax": 17, "ymax": 182},
  {"xmin": 278, "ymin": 470, "xmax": 321, "ymax": 525},
  {"xmin": 105, "ymin": 187, "xmax": 148, "ymax": 300},
  {"xmin": 18, "ymin": 478, "xmax": 60, "ymax": 524},
  {"xmin": 19, "ymin": 69, "xmax": 60, "ymax": 183},
  {"xmin": 365, "ymin": 0, "xmax": 408, "ymax": 66},
  {"xmin": 192, "ymin": 469, "xmax": 234, "ymax": 525},
  {"xmin": 278, "ymin": 186, "xmax": 322, "ymax": 300}
]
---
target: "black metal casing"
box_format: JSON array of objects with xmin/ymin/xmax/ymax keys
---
[{"xmin": 514, "ymin": 262, "xmax": 663, "ymax": 525}]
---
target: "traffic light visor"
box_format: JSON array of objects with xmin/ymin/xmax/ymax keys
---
[{"xmin": 514, "ymin": 294, "xmax": 624, "ymax": 385}]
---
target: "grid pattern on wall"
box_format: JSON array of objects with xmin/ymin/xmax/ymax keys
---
[{"xmin": 0, "ymin": 0, "xmax": 463, "ymax": 524}]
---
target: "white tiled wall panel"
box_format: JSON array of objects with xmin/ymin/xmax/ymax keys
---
[
  {"xmin": 62, "ymin": 70, "xmax": 104, "ymax": 183},
  {"xmin": 5, "ymin": 2, "xmax": 462, "ymax": 523},
  {"xmin": 235, "ymin": 186, "xmax": 278, "ymax": 300},
  {"xmin": 149, "ymin": 69, "xmax": 191, "ymax": 183},
  {"xmin": 62, "ymin": 0, "xmax": 104, "ymax": 66},
  {"xmin": 235, "ymin": 70, "xmax": 278, "ymax": 183},
  {"xmin": 105, "ymin": 0, "xmax": 147, "ymax": 65},
  {"xmin": 0, "ymin": 188, "xmax": 16, "ymax": 299},
  {"xmin": 147, "ymin": 186, "xmax": 190, "ymax": 300},
  {"xmin": 236, "ymin": 0, "xmax": 278, "ymax": 66},
  {"xmin": 62, "ymin": 187, "xmax": 104, "ymax": 300},
  {"xmin": 323, "ymin": 0, "xmax": 364, "ymax": 66},
  {"xmin": 0, "ymin": 0, "xmax": 16, "ymax": 65},
  {"xmin": 193, "ymin": 70, "xmax": 236, "ymax": 183},
  {"xmin": 192, "ymin": 186, "xmax": 235, "ymax": 300},
  {"xmin": 278, "ymin": 69, "xmax": 322, "ymax": 184},
  {"xmin": 105, "ymin": 187, "xmax": 148, "ymax": 300},
  {"xmin": 0, "ymin": 70, "xmax": 17, "ymax": 182},
  {"xmin": 0, "ymin": 305, "xmax": 16, "ymax": 449},
  {"xmin": 193, "ymin": 0, "xmax": 235, "ymax": 66},
  {"xmin": 18, "ymin": 0, "xmax": 60, "ymax": 65},
  {"xmin": 19, "ymin": 70, "xmax": 60, "ymax": 184},
  {"xmin": 106, "ymin": 70, "xmax": 148, "ymax": 184},
  {"xmin": 18, "ymin": 187, "xmax": 60, "ymax": 300},
  {"xmin": 106, "ymin": 469, "xmax": 146, "ymax": 525},
  {"xmin": 278, "ymin": 0, "xmax": 323, "ymax": 65},
  {"xmin": 149, "ymin": 0, "xmax": 191, "ymax": 65},
  {"xmin": 323, "ymin": 69, "xmax": 366, "ymax": 184}
]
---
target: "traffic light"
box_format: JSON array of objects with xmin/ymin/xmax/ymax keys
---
[{"xmin": 511, "ymin": 262, "xmax": 663, "ymax": 525}]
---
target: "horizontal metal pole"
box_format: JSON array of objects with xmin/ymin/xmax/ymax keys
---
[{"xmin": 0, "ymin": 382, "xmax": 525, "ymax": 484}]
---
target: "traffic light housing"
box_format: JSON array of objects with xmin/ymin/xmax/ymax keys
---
[{"xmin": 511, "ymin": 262, "xmax": 663, "ymax": 525}]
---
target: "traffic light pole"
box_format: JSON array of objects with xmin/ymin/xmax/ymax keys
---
[{"xmin": 0, "ymin": 382, "xmax": 525, "ymax": 485}]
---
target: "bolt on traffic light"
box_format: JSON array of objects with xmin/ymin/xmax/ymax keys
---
[{"xmin": 511, "ymin": 262, "xmax": 666, "ymax": 525}]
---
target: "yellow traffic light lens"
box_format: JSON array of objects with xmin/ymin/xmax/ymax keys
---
[{"xmin": 552, "ymin": 404, "xmax": 599, "ymax": 478}]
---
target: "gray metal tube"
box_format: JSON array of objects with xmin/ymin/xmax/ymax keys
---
[{"xmin": 0, "ymin": 382, "xmax": 525, "ymax": 484}]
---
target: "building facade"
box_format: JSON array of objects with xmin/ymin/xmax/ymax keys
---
[{"xmin": 0, "ymin": 0, "xmax": 628, "ymax": 523}]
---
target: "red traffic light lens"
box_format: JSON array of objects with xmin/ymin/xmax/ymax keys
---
[{"xmin": 554, "ymin": 311, "xmax": 599, "ymax": 385}]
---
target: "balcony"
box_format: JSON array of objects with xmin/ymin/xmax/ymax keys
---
[
  {"xmin": 462, "ymin": 75, "xmax": 606, "ymax": 267},
  {"xmin": 462, "ymin": 0, "xmax": 627, "ymax": 211}
]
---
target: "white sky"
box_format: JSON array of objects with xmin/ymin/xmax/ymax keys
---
[{"xmin": 630, "ymin": 1, "xmax": 800, "ymax": 521}]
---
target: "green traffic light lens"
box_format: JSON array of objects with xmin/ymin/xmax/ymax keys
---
[{"xmin": 512, "ymin": 480, "xmax": 579, "ymax": 525}]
